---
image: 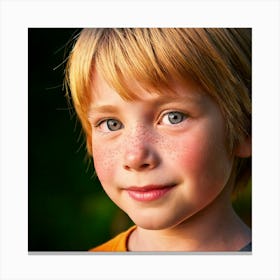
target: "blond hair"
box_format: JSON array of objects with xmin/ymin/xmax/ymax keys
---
[{"xmin": 65, "ymin": 28, "xmax": 251, "ymax": 191}]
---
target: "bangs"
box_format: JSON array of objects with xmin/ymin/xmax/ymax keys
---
[
  {"xmin": 71, "ymin": 28, "xmax": 250, "ymax": 111},
  {"xmin": 94, "ymin": 28, "xmax": 203, "ymax": 100}
]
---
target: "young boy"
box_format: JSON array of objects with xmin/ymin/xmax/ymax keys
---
[{"xmin": 65, "ymin": 28, "xmax": 252, "ymax": 251}]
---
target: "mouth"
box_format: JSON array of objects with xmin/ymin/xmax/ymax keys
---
[{"xmin": 124, "ymin": 184, "xmax": 176, "ymax": 202}]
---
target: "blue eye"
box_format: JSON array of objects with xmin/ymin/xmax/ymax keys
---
[
  {"xmin": 99, "ymin": 119, "xmax": 123, "ymax": 131},
  {"xmin": 161, "ymin": 111, "xmax": 186, "ymax": 125}
]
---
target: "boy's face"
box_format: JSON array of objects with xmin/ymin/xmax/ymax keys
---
[{"xmin": 88, "ymin": 70, "xmax": 235, "ymax": 230}]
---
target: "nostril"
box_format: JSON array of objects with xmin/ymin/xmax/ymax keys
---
[
  {"xmin": 123, "ymin": 163, "xmax": 151, "ymax": 171},
  {"xmin": 123, "ymin": 164, "xmax": 130, "ymax": 171}
]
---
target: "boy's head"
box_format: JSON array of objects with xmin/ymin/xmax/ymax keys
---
[{"xmin": 66, "ymin": 28, "xmax": 251, "ymax": 193}]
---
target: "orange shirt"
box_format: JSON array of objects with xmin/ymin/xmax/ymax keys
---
[{"xmin": 89, "ymin": 226, "xmax": 136, "ymax": 252}]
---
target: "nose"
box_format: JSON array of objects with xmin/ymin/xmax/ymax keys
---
[{"xmin": 122, "ymin": 128, "xmax": 160, "ymax": 172}]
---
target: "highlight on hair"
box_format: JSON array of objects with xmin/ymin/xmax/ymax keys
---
[{"xmin": 65, "ymin": 28, "xmax": 251, "ymax": 191}]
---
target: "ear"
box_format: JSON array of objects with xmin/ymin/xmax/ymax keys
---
[{"xmin": 234, "ymin": 136, "xmax": 252, "ymax": 158}]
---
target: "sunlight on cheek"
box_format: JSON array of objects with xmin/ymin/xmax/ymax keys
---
[
  {"xmin": 174, "ymin": 134, "xmax": 206, "ymax": 165},
  {"xmin": 175, "ymin": 134, "xmax": 232, "ymax": 187}
]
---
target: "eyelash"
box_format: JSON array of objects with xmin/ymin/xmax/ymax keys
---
[{"xmin": 94, "ymin": 111, "xmax": 188, "ymax": 132}]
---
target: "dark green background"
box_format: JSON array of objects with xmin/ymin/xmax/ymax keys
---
[{"xmin": 28, "ymin": 28, "xmax": 251, "ymax": 251}]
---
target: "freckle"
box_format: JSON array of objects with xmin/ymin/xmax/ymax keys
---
[
  {"xmin": 104, "ymin": 151, "xmax": 118, "ymax": 165},
  {"xmin": 156, "ymin": 135, "xmax": 177, "ymax": 157}
]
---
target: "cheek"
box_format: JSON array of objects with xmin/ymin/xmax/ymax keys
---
[
  {"xmin": 171, "ymin": 132, "xmax": 232, "ymax": 184},
  {"xmin": 174, "ymin": 139, "xmax": 208, "ymax": 173},
  {"xmin": 91, "ymin": 142, "xmax": 120, "ymax": 184}
]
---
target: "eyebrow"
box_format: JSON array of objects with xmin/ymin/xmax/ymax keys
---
[
  {"xmin": 89, "ymin": 105, "xmax": 119, "ymax": 113},
  {"xmin": 88, "ymin": 105, "xmax": 120, "ymax": 119}
]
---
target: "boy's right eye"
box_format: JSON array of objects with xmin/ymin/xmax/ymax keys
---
[{"xmin": 97, "ymin": 119, "xmax": 123, "ymax": 132}]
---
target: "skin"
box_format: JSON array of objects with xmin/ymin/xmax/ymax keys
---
[{"xmin": 88, "ymin": 69, "xmax": 251, "ymax": 251}]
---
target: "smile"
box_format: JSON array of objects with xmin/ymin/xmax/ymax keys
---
[{"xmin": 125, "ymin": 184, "xmax": 175, "ymax": 202}]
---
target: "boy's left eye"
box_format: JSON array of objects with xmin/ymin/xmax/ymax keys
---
[{"xmin": 161, "ymin": 111, "xmax": 187, "ymax": 125}]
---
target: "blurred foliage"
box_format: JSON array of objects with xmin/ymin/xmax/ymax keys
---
[
  {"xmin": 28, "ymin": 28, "xmax": 251, "ymax": 251},
  {"xmin": 232, "ymin": 180, "xmax": 252, "ymax": 228}
]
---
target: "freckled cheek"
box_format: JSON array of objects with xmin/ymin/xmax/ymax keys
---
[{"xmin": 91, "ymin": 142, "xmax": 120, "ymax": 185}]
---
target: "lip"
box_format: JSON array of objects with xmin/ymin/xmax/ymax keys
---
[{"xmin": 124, "ymin": 184, "xmax": 175, "ymax": 202}]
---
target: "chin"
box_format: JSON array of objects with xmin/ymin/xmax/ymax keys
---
[{"xmin": 128, "ymin": 213, "xmax": 180, "ymax": 231}]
